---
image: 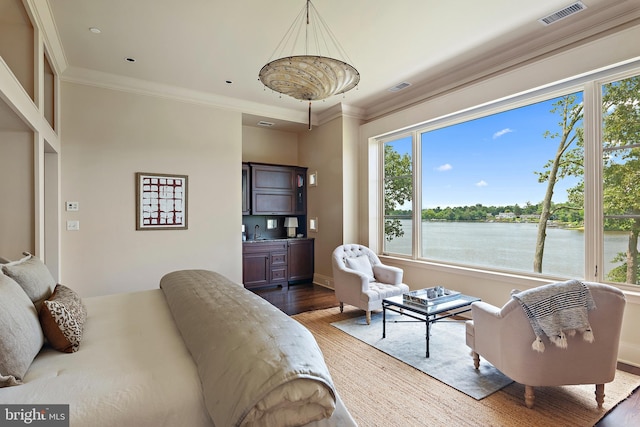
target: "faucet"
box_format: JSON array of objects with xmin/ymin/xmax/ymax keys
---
[{"xmin": 254, "ymin": 224, "xmax": 260, "ymax": 240}]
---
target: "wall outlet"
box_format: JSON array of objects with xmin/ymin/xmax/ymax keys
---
[
  {"xmin": 66, "ymin": 201, "xmax": 79, "ymax": 211},
  {"xmin": 66, "ymin": 220, "xmax": 80, "ymax": 231}
]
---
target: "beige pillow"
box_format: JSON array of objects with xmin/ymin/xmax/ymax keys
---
[
  {"xmin": 2, "ymin": 254, "xmax": 56, "ymax": 309},
  {"xmin": 0, "ymin": 273, "xmax": 45, "ymax": 387},
  {"xmin": 345, "ymin": 256, "xmax": 375, "ymax": 281},
  {"xmin": 39, "ymin": 284, "xmax": 88, "ymax": 353}
]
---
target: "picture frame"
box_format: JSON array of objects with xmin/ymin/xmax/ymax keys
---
[{"xmin": 136, "ymin": 172, "xmax": 188, "ymax": 230}]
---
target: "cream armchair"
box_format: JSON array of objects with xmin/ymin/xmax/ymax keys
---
[
  {"xmin": 331, "ymin": 244, "xmax": 409, "ymax": 324},
  {"xmin": 465, "ymin": 281, "xmax": 626, "ymax": 408}
]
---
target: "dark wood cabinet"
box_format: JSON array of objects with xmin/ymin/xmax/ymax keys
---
[
  {"xmin": 242, "ymin": 163, "xmax": 250, "ymax": 215},
  {"xmin": 288, "ymin": 238, "xmax": 314, "ymax": 283},
  {"xmin": 250, "ymin": 163, "xmax": 307, "ymax": 215},
  {"xmin": 242, "ymin": 239, "xmax": 314, "ymax": 289},
  {"xmin": 242, "ymin": 241, "xmax": 288, "ymax": 290}
]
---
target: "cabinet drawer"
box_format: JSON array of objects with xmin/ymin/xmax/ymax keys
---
[
  {"xmin": 271, "ymin": 266, "xmax": 288, "ymax": 282},
  {"xmin": 271, "ymin": 251, "xmax": 287, "ymax": 265}
]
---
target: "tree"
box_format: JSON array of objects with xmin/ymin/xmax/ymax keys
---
[
  {"xmin": 384, "ymin": 144, "xmax": 412, "ymax": 241},
  {"xmin": 601, "ymin": 76, "xmax": 640, "ymax": 284},
  {"xmin": 533, "ymin": 95, "xmax": 584, "ymax": 273}
]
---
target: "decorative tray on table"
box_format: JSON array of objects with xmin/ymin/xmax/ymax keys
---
[{"xmin": 403, "ymin": 287, "xmax": 461, "ymax": 307}]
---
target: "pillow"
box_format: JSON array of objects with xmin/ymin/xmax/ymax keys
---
[
  {"xmin": 39, "ymin": 284, "xmax": 88, "ymax": 353},
  {"xmin": 2, "ymin": 254, "xmax": 56, "ymax": 309},
  {"xmin": 345, "ymin": 256, "xmax": 375, "ymax": 281},
  {"xmin": 0, "ymin": 273, "xmax": 45, "ymax": 387}
]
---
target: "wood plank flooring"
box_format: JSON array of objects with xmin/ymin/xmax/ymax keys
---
[{"xmin": 253, "ymin": 282, "xmax": 640, "ymax": 426}]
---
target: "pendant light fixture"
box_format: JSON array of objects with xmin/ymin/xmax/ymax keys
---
[{"xmin": 258, "ymin": 0, "xmax": 360, "ymax": 130}]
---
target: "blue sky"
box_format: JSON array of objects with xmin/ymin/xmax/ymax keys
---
[{"xmin": 391, "ymin": 92, "xmax": 584, "ymax": 209}]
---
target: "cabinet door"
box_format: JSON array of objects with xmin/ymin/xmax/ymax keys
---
[
  {"xmin": 294, "ymin": 168, "xmax": 307, "ymax": 214},
  {"xmin": 252, "ymin": 192, "xmax": 296, "ymax": 215},
  {"xmin": 252, "ymin": 164, "xmax": 295, "ymax": 192},
  {"xmin": 288, "ymin": 239, "xmax": 314, "ymax": 282},
  {"xmin": 242, "ymin": 252, "xmax": 270, "ymax": 289},
  {"xmin": 242, "ymin": 163, "xmax": 250, "ymax": 215}
]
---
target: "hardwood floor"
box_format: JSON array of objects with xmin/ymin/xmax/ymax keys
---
[
  {"xmin": 253, "ymin": 282, "xmax": 640, "ymax": 426},
  {"xmin": 253, "ymin": 282, "xmax": 340, "ymax": 315}
]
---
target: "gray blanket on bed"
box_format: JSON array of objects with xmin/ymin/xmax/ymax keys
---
[{"xmin": 160, "ymin": 270, "xmax": 336, "ymax": 427}]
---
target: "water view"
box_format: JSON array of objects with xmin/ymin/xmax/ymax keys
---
[{"xmin": 385, "ymin": 221, "xmax": 630, "ymax": 279}]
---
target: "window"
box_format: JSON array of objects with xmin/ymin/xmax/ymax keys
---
[
  {"xmin": 381, "ymin": 67, "xmax": 640, "ymax": 286},
  {"xmin": 383, "ymin": 136, "xmax": 413, "ymax": 256},
  {"xmin": 602, "ymin": 75, "xmax": 640, "ymax": 285}
]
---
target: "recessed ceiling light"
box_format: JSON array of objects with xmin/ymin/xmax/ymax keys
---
[
  {"xmin": 89, "ymin": 27, "xmax": 101, "ymax": 34},
  {"xmin": 124, "ymin": 57, "xmax": 136, "ymax": 63}
]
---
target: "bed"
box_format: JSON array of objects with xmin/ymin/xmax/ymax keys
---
[{"xmin": 0, "ymin": 256, "xmax": 356, "ymax": 426}]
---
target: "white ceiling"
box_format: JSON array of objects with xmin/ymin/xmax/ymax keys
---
[{"xmin": 39, "ymin": 0, "xmax": 640, "ymax": 130}]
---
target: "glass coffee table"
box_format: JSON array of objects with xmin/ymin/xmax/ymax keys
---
[{"xmin": 382, "ymin": 292, "xmax": 480, "ymax": 358}]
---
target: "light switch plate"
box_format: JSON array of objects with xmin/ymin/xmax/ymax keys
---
[
  {"xmin": 66, "ymin": 220, "xmax": 80, "ymax": 231},
  {"xmin": 66, "ymin": 201, "xmax": 79, "ymax": 211}
]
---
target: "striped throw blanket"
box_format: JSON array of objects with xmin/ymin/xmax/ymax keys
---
[{"xmin": 512, "ymin": 280, "xmax": 596, "ymax": 352}]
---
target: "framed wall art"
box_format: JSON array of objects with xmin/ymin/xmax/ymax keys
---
[{"xmin": 136, "ymin": 172, "xmax": 188, "ymax": 230}]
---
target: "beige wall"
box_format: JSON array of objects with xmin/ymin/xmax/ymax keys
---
[
  {"xmin": 242, "ymin": 126, "xmax": 298, "ymax": 165},
  {"xmin": 0, "ymin": 130, "xmax": 34, "ymax": 258},
  {"xmin": 298, "ymin": 117, "xmax": 344, "ymax": 285},
  {"xmin": 60, "ymin": 82, "xmax": 242, "ymax": 297}
]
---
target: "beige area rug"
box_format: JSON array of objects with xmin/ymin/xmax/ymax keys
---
[{"xmin": 293, "ymin": 307, "xmax": 640, "ymax": 427}]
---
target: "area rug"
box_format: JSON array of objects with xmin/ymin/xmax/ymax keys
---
[
  {"xmin": 293, "ymin": 306, "xmax": 640, "ymax": 427},
  {"xmin": 330, "ymin": 309, "xmax": 512, "ymax": 399}
]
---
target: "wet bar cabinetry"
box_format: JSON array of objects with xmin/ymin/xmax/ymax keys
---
[
  {"xmin": 249, "ymin": 163, "xmax": 307, "ymax": 215},
  {"xmin": 242, "ymin": 241, "xmax": 288, "ymax": 290},
  {"xmin": 242, "ymin": 238, "xmax": 314, "ymax": 290}
]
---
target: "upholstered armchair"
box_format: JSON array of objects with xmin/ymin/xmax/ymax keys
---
[
  {"xmin": 465, "ymin": 281, "xmax": 626, "ymax": 408},
  {"xmin": 331, "ymin": 244, "xmax": 409, "ymax": 324}
]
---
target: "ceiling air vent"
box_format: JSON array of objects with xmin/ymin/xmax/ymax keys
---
[
  {"xmin": 538, "ymin": 1, "xmax": 587, "ymax": 26},
  {"xmin": 257, "ymin": 120, "xmax": 275, "ymax": 127},
  {"xmin": 388, "ymin": 82, "xmax": 412, "ymax": 92}
]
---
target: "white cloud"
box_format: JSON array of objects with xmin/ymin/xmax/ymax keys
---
[
  {"xmin": 436, "ymin": 163, "xmax": 452, "ymax": 171},
  {"xmin": 493, "ymin": 128, "xmax": 513, "ymax": 139},
  {"xmin": 475, "ymin": 180, "xmax": 488, "ymax": 187}
]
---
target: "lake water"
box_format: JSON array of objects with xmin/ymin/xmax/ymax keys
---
[{"xmin": 384, "ymin": 221, "xmax": 632, "ymax": 280}]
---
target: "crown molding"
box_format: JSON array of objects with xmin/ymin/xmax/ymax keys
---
[
  {"xmin": 59, "ymin": 66, "xmax": 312, "ymax": 125},
  {"xmin": 364, "ymin": 3, "xmax": 640, "ymax": 122}
]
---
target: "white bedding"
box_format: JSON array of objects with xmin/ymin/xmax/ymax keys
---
[
  {"xmin": 0, "ymin": 289, "xmax": 212, "ymax": 427},
  {"xmin": 1, "ymin": 283, "xmax": 357, "ymax": 427}
]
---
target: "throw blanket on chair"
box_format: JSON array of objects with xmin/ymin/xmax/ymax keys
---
[{"xmin": 512, "ymin": 280, "xmax": 596, "ymax": 352}]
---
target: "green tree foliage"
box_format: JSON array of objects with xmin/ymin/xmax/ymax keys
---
[
  {"xmin": 384, "ymin": 144, "xmax": 412, "ymax": 241},
  {"xmin": 602, "ymin": 76, "xmax": 640, "ymax": 284}
]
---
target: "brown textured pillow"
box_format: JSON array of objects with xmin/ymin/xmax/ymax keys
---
[
  {"xmin": 2, "ymin": 254, "xmax": 56, "ymax": 309},
  {"xmin": 0, "ymin": 273, "xmax": 44, "ymax": 387},
  {"xmin": 39, "ymin": 284, "xmax": 88, "ymax": 353}
]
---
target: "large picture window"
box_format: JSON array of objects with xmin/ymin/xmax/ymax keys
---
[{"xmin": 381, "ymin": 69, "xmax": 640, "ymax": 286}]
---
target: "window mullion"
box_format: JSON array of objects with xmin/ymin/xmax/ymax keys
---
[
  {"xmin": 413, "ymin": 130, "xmax": 421, "ymax": 260},
  {"xmin": 583, "ymin": 80, "xmax": 603, "ymax": 281}
]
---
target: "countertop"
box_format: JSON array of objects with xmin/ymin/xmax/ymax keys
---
[{"xmin": 243, "ymin": 237, "xmax": 313, "ymax": 243}]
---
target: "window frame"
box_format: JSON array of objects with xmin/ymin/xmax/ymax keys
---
[{"xmin": 377, "ymin": 61, "xmax": 640, "ymax": 290}]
